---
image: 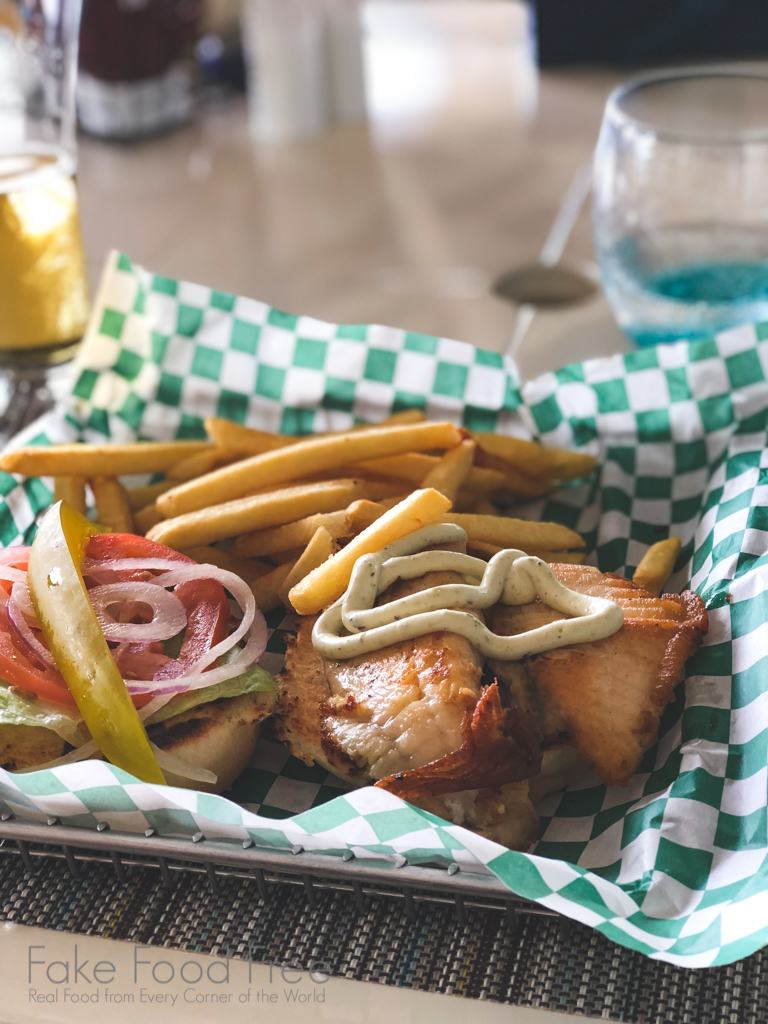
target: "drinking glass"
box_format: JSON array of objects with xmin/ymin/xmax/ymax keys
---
[
  {"xmin": 0, "ymin": 0, "xmax": 88, "ymax": 369},
  {"xmin": 593, "ymin": 68, "xmax": 768, "ymax": 347}
]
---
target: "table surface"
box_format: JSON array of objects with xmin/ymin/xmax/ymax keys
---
[
  {"xmin": 75, "ymin": 1, "xmax": 629, "ymax": 386},
  {"xmin": 0, "ymin": 923, "xmax": 603, "ymax": 1024},
  {"xmin": 5, "ymin": 4, "xmax": 637, "ymax": 1021}
]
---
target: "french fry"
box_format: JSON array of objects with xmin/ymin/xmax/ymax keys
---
[
  {"xmin": 377, "ymin": 494, "xmax": 410, "ymax": 510},
  {"xmin": 233, "ymin": 510, "xmax": 351, "ymax": 558},
  {"xmin": 472, "ymin": 433, "xmax": 597, "ymax": 480},
  {"xmin": 421, "ymin": 440, "xmax": 476, "ymax": 505},
  {"xmin": 90, "ymin": 477, "xmax": 135, "ymax": 534},
  {"xmin": 147, "ymin": 478, "xmax": 367, "ymax": 550},
  {"xmin": 167, "ymin": 447, "xmax": 230, "ymax": 482},
  {"xmin": 352, "ymin": 452, "xmax": 508, "ymax": 495},
  {"xmin": 380, "ymin": 408, "xmax": 425, "ymax": 425},
  {"xmin": 466, "ymin": 539, "xmax": 586, "ymax": 564},
  {"xmin": 269, "ymin": 545, "xmax": 306, "ymax": 565},
  {"xmin": 464, "ymin": 466, "xmax": 514, "ymax": 494},
  {"xmin": 632, "ymin": 537, "xmax": 681, "ymax": 597},
  {"xmin": 204, "ymin": 418, "xmax": 295, "ymax": 456},
  {"xmin": 158, "ymin": 422, "xmax": 464, "ymax": 518},
  {"xmin": 363, "ymin": 478, "xmax": 412, "ymax": 501},
  {"xmin": 472, "ymin": 448, "xmax": 512, "ymax": 475},
  {"xmin": 442, "ymin": 513, "xmax": 584, "ymax": 552},
  {"xmin": 468, "ymin": 450, "xmax": 555, "ymax": 498},
  {"xmin": 0, "ymin": 441, "xmax": 213, "ymax": 478},
  {"xmin": 465, "ymin": 539, "xmax": 506, "ymax": 559},
  {"xmin": 134, "ymin": 503, "xmax": 163, "ymax": 534},
  {"xmin": 467, "ymin": 497, "xmax": 500, "ymax": 516},
  {"xmin": 206, "ymin": 412, "xmax": 426, "ymax": 461},
  {"xmin": 250, "ymin": 561, "xmax": 294, "ymax": 612},
  {"xmin": 126, "ymin": 480, "xmax": 173, "ymax": 511},
  {"xmin": 53, "ymin": 477, "xmax": 87, "ymax": 516},
  {"xmin": 289, "ymin": 488, "xmax": 452, "ymax": 615},
  {"xmin": 489, "ymin": 467, "xmax": 557, "ymax": 500},
  {"xmin": 346, "ymin": 452, "xmax": 431, "ymax": 485},
  {"xmin": 278, "ymin": 527, "xmax": 336, "ymax": 607},
  {"xmin": 346, "ymin": 498, "xmax": 388, "ymax": 531},
  {"xmin": 206, "ymin": 410, "xmax": 425, "ymax": 457},
  {"xmin": 233, "ymin": 498, "xmax": 386, "ymax": 559},
  {"xmin": 181, "ymin": 545, "xmax": 272, "ymax": 582}
]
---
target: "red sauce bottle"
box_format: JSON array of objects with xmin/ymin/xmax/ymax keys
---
[{"xmin": 78, "ymin": 0, "xmax": 201, "ymax": 139}]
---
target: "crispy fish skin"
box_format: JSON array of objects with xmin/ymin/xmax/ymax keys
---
[
  {"xmin": 374, "ymin": 681, "xmax": 541, "ymax": 799},
  {"xmin": 489, "ymin": 565, "xmax": 709, "ymax": 787}
]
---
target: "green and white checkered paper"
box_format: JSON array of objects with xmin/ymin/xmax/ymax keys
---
[{"xmin": 2, "ymin": 250, "xmax": 768, "ymax": 967}]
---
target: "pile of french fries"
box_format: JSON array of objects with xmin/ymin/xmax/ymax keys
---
[{"xmin": 0, "ymin": 409, "xmax": 624, "ymax": 614}]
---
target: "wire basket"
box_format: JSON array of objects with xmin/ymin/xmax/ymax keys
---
[{"xmin": 0, "ymin": 812, "xmax": 565, "ymax": 935}]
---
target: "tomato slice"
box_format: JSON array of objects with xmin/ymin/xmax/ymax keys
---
[
  {"xmin": 156, "ymin": 578, "xmax": 231, "ymax": 680},
  {"xmin": 0, "ymin": 617, "xmax": 77, "ymax": 708},
  {"xmin": 1, "ymin": 530, "xmax": 232, "ymax": 714},
  {"xmin": 87, "ymin": 534, "xmax": 193, "ymax": 564},
  {"xmin": 0, "ymin": 545, "xmax": 31, "ymax": 598}
]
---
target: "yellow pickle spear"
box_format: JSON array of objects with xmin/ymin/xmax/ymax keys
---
[{"xmin": 27, "ymin": 500, "xmax": 166, "ymax": 784}]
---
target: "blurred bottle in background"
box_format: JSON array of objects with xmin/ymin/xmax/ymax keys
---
[
  {"xmin": 195, "ymin": 0, "xmax": 247, "ymax": 97},
  {"xmin": 77, "ymin": 0, "xmax": 201, "ymax": 140},
  {"xmin": 241, "ymin": 0, "xmax": 366, "ymax": 143},
  {"xmin": 0, "ymin": 0, "xmax": 90, "ymax": 365}
]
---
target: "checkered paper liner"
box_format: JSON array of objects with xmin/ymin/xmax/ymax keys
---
[{"xmin": 2, "ymin": 251, "xmax": 768, "ymax": 968}]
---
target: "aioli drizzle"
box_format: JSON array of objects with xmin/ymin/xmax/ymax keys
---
[{"xmin": 311, "ymin": 523, "xmax": 623, "ymax": 660}]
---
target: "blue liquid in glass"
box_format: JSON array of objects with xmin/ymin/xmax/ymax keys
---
[
  {"xmin": 597, "ymin": 229, "xmax": 768, "ymax": 347},
  {"xmin": 630, "ymin": 260, "xmax": 768, "ymax": 346}
]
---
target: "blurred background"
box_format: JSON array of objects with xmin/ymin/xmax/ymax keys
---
[{"xmin": 15, "ymin": 0, "xmax": 768, "ymax": 382}]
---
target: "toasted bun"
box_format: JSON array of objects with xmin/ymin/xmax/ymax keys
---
[
  {"xmin": 0, "ymin": 723, "xmax": 66, "ymax": 772},
  {"xmin": 0, "ymin": 690, "xmax": 276, "ymax": 795},
  {"xmin": 147, "ymin": 690, "xmax": 276, "ymax": 793}
]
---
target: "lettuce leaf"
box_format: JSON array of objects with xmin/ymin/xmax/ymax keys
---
[
  {"xmin": 0, "ymin": 648, "xmax": 277, "ymax": 741},
  {"xmin": 144, "ymin": 660, "xmax": 276, "ymax": 726},
  {"xmin": 0, "ymin": 685, "xmax": 85, "ymax": 747}
]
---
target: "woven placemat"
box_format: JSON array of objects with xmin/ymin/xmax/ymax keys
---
[{"xmin": 0, "ymin": 851, "xmax": 764, "ymax": 1023}]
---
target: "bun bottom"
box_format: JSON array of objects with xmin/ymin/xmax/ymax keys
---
[
  {"xmin": 1, "ymin": 691, "xmax": 275, "ymax": 796},
  {"xmin": 148, "ymin": 691, "xmax": 275, "ymax": 794}
]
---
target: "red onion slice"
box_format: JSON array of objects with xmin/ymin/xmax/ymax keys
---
[
  {"xmin": 8, "ymin": 577, "xmax": 35, "ymax": 618},
  {"xmin": 150, "ymin": 744, "xmax": 217, "ymax": 786},
  {"xmin": 0, "ymin": 565, "xmax": 30, "ymax": 585},
  {"xmin": 125, "ymin": 621, "xmax": 266, "ymax": 695},
  {"xmin": 8, "ymin": 582, "xmax": 56, "ymax": 670},
  {"xmin": 146, "ymin": 563, "xmax": 262, "ymax": 670},
  {"xmin": 83, "ymin": 556, "xmax": 267, "ymax": 693},
  {"xmin": 137, "ymin": 693, "xmax": 175, "ymax": 720},
  {"xmin": 83, "ymin": 556, "xmax": 192, "ymax": 584},
  {"xmin": 83, "ymin": 557, "xmax": 267, "ymax": 677},
  {"xmin": 0, "ymin": 546, "xmax": 30, "ymax": 567},
  {"xmin": 88, "ymin": 582, "xmax": 188, "ymax": 642}
]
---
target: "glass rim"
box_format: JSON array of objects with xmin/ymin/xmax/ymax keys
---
[{"xmin": 605, "ymin": 65, "xmax": 768, "ymax": 145}]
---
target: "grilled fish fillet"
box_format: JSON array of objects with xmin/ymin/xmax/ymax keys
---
[
  {"xmin": 274, "ymin": 571, "xmax": 541, "ymax": 792},
  {"xmin": 273, "ymin": 561, "xmax": 708, "ymax": 848},
  {"xmin": 489, "ymin": 564, "xmax": 708, "ymax": 786},
  {"xmin": 273, "ymin": 611, "xmax": 546, "ymax": 850}
]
